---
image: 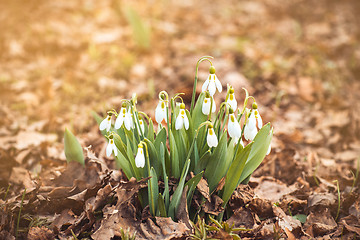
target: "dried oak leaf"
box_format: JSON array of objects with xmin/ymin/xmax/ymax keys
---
[
  {"xmin": 27, "ymin": 226, "xmax": 55, "ymax": 240},
  {"xmin": 339, "ymin": 215, "xmax": 360, "ymax": 236},
  {"xmin": 304, "ymin": 208, "xmax": 337, "ymax": 237},
  {"xmin": 307, "ymin": 192, "xmax": 337, "ymax": 211},
  {"xmin": 203, "ymin": 194, "xmax": 224, "ymax": 216},
  {"xmin": 176, "ymin": 185, "xmax": 191, "ymax": 229},
  {"xmin": 91, "ymin": 177, "xmax": 149, "ymax": 240},
  {"xmin": 272, "ymin": 205, "xmax": 302, "ymax": 237},
  {"xmin": 253, "ymin": 176, "xmax": 296, "ymax": 202},
  {"xmin": 196, "ymin": 175, "xmax": 210, "ymax": 202},
  {"xmin": 228, "ymin": 184, "xmax": 254, "ymax": 211},
  {"xmin": 248, "ymin": 198, "xmax": 273, "ymax": 219},
  {"xmin": 227, "ymin": 207, "xmax": 255, "ymax": 229}
]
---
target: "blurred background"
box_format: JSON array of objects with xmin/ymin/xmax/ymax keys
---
[{"xmin": 1, "ymin": 0, "xmax": 360, "ymax": 184}]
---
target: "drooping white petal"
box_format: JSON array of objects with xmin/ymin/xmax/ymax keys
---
[
  {"xmin": 214, "ymin": 74, "xmax": 222, "ymax": 93},
  {"xmin": 100, "ymin": 117, "xmax": 108, "ymax": 131},
  {"xmin": 139, "ymin": 119, "xmax": 145, "ymax": 133},
  {"xmin": 207, "ymin": 128, "xmax": 218, "ymax": 147},
  {"xmin": 255, "ymin": 110, "xmax": 263, "ymax": 128},
  {"xmin": 183, "ymin": 113, "xmax": 189, "ymax": 130},
  {"xmin": 211, "ymin": 100, "xmax": 216, "ymax": 113},
  {"xmin": 202, "ymin": 77, "xmax": 210, "ymax": 92},
  {"xmin": 202, "ymin": 98, "xmax": 211, "ymax": 115},
  {"xmin": 175, "ymin": 114, "xmax": 183, "ymax": 130},
  {"xmin": 226, "ymin": 94, "xmax": 237, "ymax": 110},
  {"xmin": 112, "ymin": 142, "xmax": 118, "ymax": 156},
  {"xmin": 135, "ymin": 147, "xmax": 145, "ymax": 168},
  {"xmin": 247, "ymin": 113, "xmax": 257, "ymax": 131},
  {"xmin": 124, "ymin": 111, "xmax": 132, "ymax": 130},
  {"xmin": 208, "ymin": 80, "xmax": 216, "ymax": 96},
  {"xmin": 244, "ymin": 126, "xmax": 257, "ymax": 141},
  {"xmin": 266, "ymin": 142, "xmax": 271, "ymax": 155},
  {"xmin": 228, "ymin": 114, "xmax": 241, "ymax": 139},
  {"xmin": 239, "ymin": 138, "xmax": 244, "ymax": 147},
  {"xmin": 106, "ymin": 140, "xmax": 113, "ymax": 157},
  {"xmin": 155, "ymin": 102, "xmax": 165, "ymax": 124},
  {"xmin": 115, "ymin": 108, "xmax": 126, "ymax": 129}
]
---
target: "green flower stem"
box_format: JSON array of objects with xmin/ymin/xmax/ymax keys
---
[
  {"xmin": 138, "ymin": 111, "xmax": 151, "ymax": 122},
  {"xmin": 190, "ymin": 56, "xmax": 213, "ymax": 114}
]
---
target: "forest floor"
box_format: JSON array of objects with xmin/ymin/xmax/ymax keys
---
[{"xmin": 1, "ymin": 0, "xmax": 360, "ymax": 239}]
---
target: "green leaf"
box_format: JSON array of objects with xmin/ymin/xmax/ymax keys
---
[
  {"xmin": 64, "ymin": 128, "xmax": 84, "ymax": 165},
  {"xmin": 158, "ymin": 193, "xmax": 167, "ymax": 217},
  {"xmin": 185, "ymin": 171, "xmax": 204, "ymax": 207},
  {"xmin": 194, "ymin": 150, "xmax": 210, "ymax": 174},
  {"xmin": 147, "ymin": 119, "xmax": 155, "ymax": 142},
  {"xmin": 148, "ymin": 167, "xmax": 159, "ymax": 216},
  {"xmin": 221, "ymin": 142, "xmax": 253, "ymax": 206},
  {"xmin": 204, "ymin": 132, "xmax": 228, "ymax": 193},
  {"xmin": 293, "ymin": 214, "xmax": 307, "ymax": 224},
  {"xmin": 191, "ymin": 92, "xmax": 207, "ymax": 130},
  {"xmin": 239, "ymin": 123, "xmax": 273, "ymax": 183},
  {"xmin": 169, "ymin": 130, "xmax": 180, "ymax": 178},
  {"xmin": 114, "ymin": 151, "xmax": 134, "ymax": 180},
  {"xmin": 168, "ymin": 159, "xmax": 190, "ymax": 220},
  {"xmin": 143, "ymin": 138, "xmax": 161, "ymax": 177},
  {"xmin": 125, "ymin": 138, "xmax": 142, "ymax": 180},
  {"xmin": 122, "ymin": 5, "xmax": 151, "ymax": 49},
  {"xmin": 160, "ymin": 143, "xmax": 169, "ymax": 207},
  {"xmin": 154, "ymin": 127, "xmax": 166, "ymax": 151}
]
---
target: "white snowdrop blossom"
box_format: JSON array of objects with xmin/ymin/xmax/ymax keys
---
[
  {"xmin": 202, "ymin": 66, "xmax": 222, "ymax": 96},
  {"xmin": 226, "ymin": 87, "xmax": 237, "ymax": 111},
  {"xmin": 228, "ymin": 113, "xmax": 241, "ymax": 140},
  {"xmin": 254, "ymin": 109, "xmax": 263, "ymax": 129},
  {"xmin": 135, "ymin": 144, "xmax": 145, "ymax": 168},
  {"xmin": 139, "ymin": 118, "xmax": 145, "ymax": 133},
  {"xmin": 207, "ymin": 126, "xmax": 218, "ymax": 148},
  {"xmin": 244, "ymin": 111, "xmax": 258, "ymax": 141},
  {"xmin": 124, "ymin": 108, "xmax": 133, "ymax": 130},
  {"xmin": 106, "ymin": 137, "xmax": 118, "ymax": 157},
  {"xmin": 175, "ymin": 103, "xmax": 189, "ymax": 130},
  {"xmin": 202, "ymin": 96, "xmax": 216, "ymax": 115},
  {"xmin": 100, "ymin": 113, "xmax": 112, "ymax": 132},
  {"xmin": 155, "ymin": 100, "xmax": 167, "ymax": 124},
  {"xmin": 115, "ymin": 106, "xmax": 127, "ymax": 129}
]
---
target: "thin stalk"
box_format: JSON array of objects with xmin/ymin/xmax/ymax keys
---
[
  {"xmin": 334, "ymin": 180, "xmax": 341, "ymax": 221},
  {"xmin": 16, "ymin": 188, "xmax": 26, "ymax": 239},
  {"xmin": 3, "ymin": 184, "xmax": 10, "ymax": 201},
  {"xmin": 190, "ymin": 56, "xmax": 213, "ymax": 114}
]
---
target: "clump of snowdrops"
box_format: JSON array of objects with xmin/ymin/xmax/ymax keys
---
[{"xmin": 97, "ymin": 56, "xmax": 272, "ymax": 221}]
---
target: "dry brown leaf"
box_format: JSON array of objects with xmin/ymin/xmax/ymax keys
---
[
  {"xmin": 27, "ymin": 226, "xmax": 55, "ymax": 240},
  {"xmin": 304, "ymin": 208, "xmax": 337, "ymax": 236}
]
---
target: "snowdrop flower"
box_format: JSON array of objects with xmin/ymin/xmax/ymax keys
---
[
  {"xmin": 244, "ymin": 110, "xmax": 258, "ymax": 141},
  {"xmin": 124, "ymin": 108, "xmax": 133, "ymax": 130},
  {"xmin": 202, "ymin": 92, "xmax": 216, "ymax": 115},
  {"xmin": 115, "ymin": 103, "xmax": 127, "ymax": 129},
  {"xmin": 207, "ymin": 124, "xmax": 218, "ymax": 148},
  {"xmin": 135, "ymin": 144, "xmax": 145, "ymax": 168},
  {"xmin": 100, "ymin": 113, "xmax": 112, "ymax": 132},
  {"xmin": 252, "ymin": 102, "xmax": 263, "ymax": 129},
  {"xmin": 175, "ymin": 103, "xmax": 189, "ymax": 130},
  {"xmin": 155, "ymin": 99, "xmax": 167, "ymax": 124},
  {"xmin": 106, "ymin": 135, "xmax": 118, "ymax": 157},
  {"xmin": 226, "ymin": 86, "xmax": 237, "ymax": 111},
  {"xmin": 202, "ymin": 66, "xmax": 222, "ymax": 96},
  {"xmin": 228, "ymin": 112, "xmax": 241, "ymax": 140}
]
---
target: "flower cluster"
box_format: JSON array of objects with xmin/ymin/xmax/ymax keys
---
[{"xmin": 96, "ymin": 56, "xmax": 273, "ymax": 221}]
